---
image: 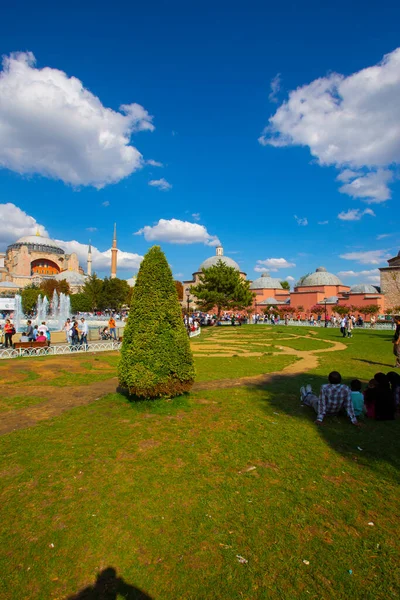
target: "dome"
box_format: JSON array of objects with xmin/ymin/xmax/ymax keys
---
[
  {"xmin": 54, "ymin": 270, "xmax": 86, "ymax": 285},
  {"xmin": 13, "ymin": 234, "xmax": 65, "ymax": 253},
  {"xmin": 350, "ymin": 283, "xmax": 379, "ymax": 294},
  {"xmin": 199, "ymin": 245, "xmax": 241, "ymax": 272},
  {"xmin": 250, "ymin": 272, "xmax": 283, "ymax": 290},
  {"xmin": 258, "ymin": 297, "xmax": 283, "ymax": 305},
  {"xmin": 297, "ymin": 267, "xmax": 343, "ymax": 287}
]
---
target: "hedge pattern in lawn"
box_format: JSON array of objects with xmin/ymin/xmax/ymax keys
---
[{"xmin": 118, "ymin": 245, "xmax": 195, "ymax": 398}]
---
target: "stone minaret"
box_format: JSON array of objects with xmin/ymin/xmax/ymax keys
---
[
  {"xmin": 87, "ymin": 241, "xmax": 92, "ymax": 276},
  {"xmin": 216, "ymin": 244, "xmax": 223, "ymax": 257},
  {"xmin": 111, "ymin": 223, "xmax": 118, "ymax": 279}
]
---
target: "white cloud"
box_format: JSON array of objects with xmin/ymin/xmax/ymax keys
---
[
  {"xmin": 102, "ymin": 201, "xmax": 110, "ymax": 207},
  {"xmin": 0, "ymin": 203, "xmax": 48, "ymax": 248},
  {"xmin": 294, "ymin": 215, "xmax": 308, "ymax": 226},
  {"xmin": 339, "ymin": 250, "xmax": 391, "ymax": 265},
  {"xmin": 377, "ymin": 233, "xmax": 392, "ymax": 240},
  {"xmin": 255, "ymin": 258, "xmax": 296, "ymax": 272},
  {"xmin": 337, "ymin": 268, "xmax": 381, "ymax": 285},
  {"xmin": 259, "ymin": 47, "xmax": 400, "ymax": 202},
  {"xmin": 135, "ymin": 218, "xmax": 220, "ymax": 246},
  {"xmin": 338, "ymin": 208, "xmax": 375, "ymax": 221},
  {"xmin": 148, "ymin": 178, "xmax": 172, "ymax": 191},
  {"xmin": 192, "ymin": 213, "xmax": 201, "ymax": 221},
  {"xmin": 0, "ymin": 52, "xmax": 155, "ymax": 188},
  {"xmin": 56, "ymin": 239, "xmax": 143, "ymax": 272},
  {"xmin": 269, "ymin": 73, "xmax": 281, "ymax": 103},
  {"xmin": 285, "ymin": 275, "xmax": 295, "ymax": 282},
  {"xmin": 86, "ymin": 227, "xmax": 97, "ymax": 232},
  {"xmin": 318, "ymin": 221, "xmax": 329, "ymax": 225},
  {"xmin": 146, "ymin": 159, "xmax": 163, "ymax": 167}
]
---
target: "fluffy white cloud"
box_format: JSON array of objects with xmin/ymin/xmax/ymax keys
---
[
  {"xmin": 56, "ymin": 239, "xmax": 143, "ymax": 271},
  {"xmin": 135, "ymin": 218, "xmax": 220, "ymax": 246},
  {"xmin": 285, "ymin": 275, "xmax": 295, "ymax": 282},
  {"xmin": 0, "ymin": 52, "xmax": 154, "ymax": 188},
  {"xmin": 255, "ymin": 258, "xmax": 296, "ymax": 272},
  {"xmin": 339, "ymin": 250, "xmax": 391, "ymax": 265},
  {"xmin": 338, "ymin": 208, "xmax": 375, "ymax": 221},
  {"xmin": 146, "ymin": 159, "xmax": 163, "ymax": 167},
  {"xmin": 0, "ymin": 203, "xmax": 48, "ymax": 248},
  {"xmin": 148, "ymin": 178, "xmax": 172, "ymax": 191},
  {"xmin": 192, "ymin": 213, "xmax": 201, "ymax": 221},
  {"xmin": 260, "ymin": 47, "xmax": 400, "ymax": 202},
  {"xmin": 294, "ymin": 215, "xmax": 308, "ymax": 226},
  {"xmin": 337, "ymin": 268, "xmax": 381, "ymax": 285},
  {"xmin": 269, "ymin": 73, "xmax": 281, "ymax": 103}
]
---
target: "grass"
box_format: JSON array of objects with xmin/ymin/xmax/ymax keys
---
[
  {"xmin": 195, "ymin": 354, "xmax": 297, "ymax": 381},
  {"xmin": 0, "ymin": 395, "xmax": 47, "ymax": 413},
  {"xmin": 0, "ymin": 325, "xmax": 399, "ymax": 599}
]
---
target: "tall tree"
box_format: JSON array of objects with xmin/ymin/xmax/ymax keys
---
[
  {"xmin": 70, "ymin": 293, "xmax": 92, "ymax": 313},
  {"xmin": 118, "ymin": 246, "xmax": 195, "ymax": 398},
  {"xmin": 21, "ymin": 286, "xmax": 41, "ymax": 314},
  {"xmin": 102, "ymin": 277, "xmax": 130, "ymax": 310},
  {"xmin": 82, "ymin": 274, "xmax": 104, "ymax": 311},
  {"xmin": 41, "ymin": 278, "xmax": 70, "ymax": 297},
  {"xmin": 190, "ymin": 260, "xmax": 255, "ymax": 319},
  {"xmin": 175, "ymin": 280, "xmax": 184, "ymax": 301},
  {"xmin": 280, "ymin": 280, "xmax": 290, "ymax": 290}
]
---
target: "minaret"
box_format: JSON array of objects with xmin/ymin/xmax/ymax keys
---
[
  {"xmin": 111, "ymin": 223, "xmax": 118, "ymax": 279},
  {"xmin": 216, "ymin": 244, "xmax": 223, "ymax": 257},
  {"xmin": 87, "ymin": 241, "xmax": 92, "ymax": 276}
]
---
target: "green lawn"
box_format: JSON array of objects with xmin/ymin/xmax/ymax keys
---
[{"xmin": 0, "ymin": 326, "xmax": 399, "ymax": 599}]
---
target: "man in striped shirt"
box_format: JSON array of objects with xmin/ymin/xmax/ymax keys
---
[{"xmin": 301, "ymin": 371, "xmax": 359, "ymax": 425}]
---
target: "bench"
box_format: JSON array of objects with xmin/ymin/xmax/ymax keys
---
[{"xmin": 13, "ymin": 341, "xmax": 49, "ymax": 354}]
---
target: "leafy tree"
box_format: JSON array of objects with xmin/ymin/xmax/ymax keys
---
[
  {"xmin": 40, "ymin": 278, "xmax": 70, "ymax": 297},
  {"xmin": 333, "ymin": 305, "xmax": 350, "ymax": 316},
  {"xmin": 102, "ymin": 277, "xmax": 130, "ymax": 310},
  {"xmin": 190, "ymin": 260, "xmax": 255, "ymax": 319},
  {"xmin": 70, "ymin": 293, "xmax": 92, "ymax": 313},
  {"xmin": 175, "ymin": 280, "xmax": 184, "ymax": 301},
  {"xmin": 21, "ymin": 286, "xmax": 41, "ymax": 314},
  {"xmin": 118, "ymin": 246, "xmax": 195, "ymax": 398},
  {"xmin": 82, "ymin": 274, "xmax": 104, "ymax": 311},
  {"xmin": 280, "ymin": 280, "xmax": 290, "ymax": 290},
  {"xmin": 296, "ymin": 305, "xmax": 304, "ymax": 313},
  {"xmin": 360, "ymin": 304, "xmax": 380, "ymax": 320},
  {"xmin": 309, "ymin": 304, "xmax": 325, "ymax": 315}
]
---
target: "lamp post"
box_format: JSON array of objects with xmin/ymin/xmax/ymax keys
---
[
  {"xmin": 324, "ymin": 298, "xmax": 328, "ymax": 327},
  {"xmin": 185, "ymin": 289, "xmax": 191, "ymax": 336}
]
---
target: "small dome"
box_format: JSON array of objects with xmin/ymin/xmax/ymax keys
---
[
  {"xmin": 54, "ymin": 270, "xmax": 86, "ymax": 285},
  {"xmin": 258, "ymin": 297, "xmax": 283, "ymax": 305},
  {"xmin": 297, "ymin": 267, "xmax": 343, "ymax": 287},
  {"xmin": 350, "ymin": 283, "xmax": 379, "ymax": 294},
  {"xmin": 199, "ymin": 255, "xmax": 240, "ymax": 271},
  {"xmin": 250, "ymin": 272, "xmax": 283, "ymax": 290}
]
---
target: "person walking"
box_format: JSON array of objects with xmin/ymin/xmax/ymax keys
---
[
  {"xmin": 346, "ymin": 315, "xmax": 353, "ymax": 338},
  {"xmin": 340, "ymin": 316, "xmax": 347, "ymax": 337},
  {"xmin": 64, "ymin": 318, "xmax": 72, "ymax": 342},
  {"xmin": 79, "ymin": 318, "xmax": 89, "ymax": 349},
  {"xmin": 4, "ymin": 319, "xmax": 14, "ymax": 348},
  {"xmin": 108, "ymin": 315, "xmax": 117, "ymax": 340},
  {"xmin": 393, "ymin": 317, "xmax": 400, "ymax": 368}
]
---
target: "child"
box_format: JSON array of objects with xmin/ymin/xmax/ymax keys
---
[{"xmin": 350, "ymin": 379, "xmax": 365, "ymax": 417}]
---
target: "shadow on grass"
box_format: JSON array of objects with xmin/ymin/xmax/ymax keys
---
[
  {"xmin": 67, "ymin": 567, "xmax": 152, "ymax": 599},
  {"xmin": 245, "ymin": 372, "xmax": 400, "ymax": 479},
  {"xmin": 354, "ymin": 358, "xmax": 395, "ymax": 368}
]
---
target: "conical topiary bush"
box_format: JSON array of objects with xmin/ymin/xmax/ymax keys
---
[{"xmin": 118, "ymin": 245, "xmax": 195, "ymax": 398}]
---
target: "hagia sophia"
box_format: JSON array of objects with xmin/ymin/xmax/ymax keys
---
[
  {"xmin": 184, "ymin": 245, "xmax": 400, "ymax": 316},
  {"xmin": 0, "ymin": 226, "xmax": 398, "ymax": 317}
]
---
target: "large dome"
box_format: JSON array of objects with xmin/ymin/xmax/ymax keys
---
[
  {"xmin": 54, "ymin": 270, "xmax": 86, "ymax": 285},
  {"xmin": 198, "ymin": 246, "xmax": 241, "ymax": 272},
  {"xmin": 297, "ymin": 267, "xmax": 343, "ymax": 287},
  {"xmin": 13, "ymin": 234, "xmax": 65, "ymax": 253},
  {"xmin": 250, "ymin": 272, "xmax": 283, "ymax": 290},
  {"xmin": 350, "ymin": 283, "xmax": 379, "ymax": 294}
]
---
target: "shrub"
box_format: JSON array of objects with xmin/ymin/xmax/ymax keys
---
[{"xmin": 118, "ymin": 246, "xmax": 195, "ymax": 398}]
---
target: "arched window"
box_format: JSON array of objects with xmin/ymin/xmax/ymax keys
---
[{"xmin": 31, "ymin": 258, "xmax": 60, "ymax": 276}]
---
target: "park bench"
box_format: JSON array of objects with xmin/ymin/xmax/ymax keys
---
[{"xmin": 13, "ymin": 341, "xmax": 49, "ymax": 354}]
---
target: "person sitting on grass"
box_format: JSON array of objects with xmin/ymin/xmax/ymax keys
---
[
  {"xmin": 364, "ymin": 379, "xmax": 377, "ymax": 419},
  {"xmin": 350, "ymin": 379, "xmax": 366, "ymax": 418},
  {"xmin": 386, "ymin": 371, "xmax": 400, "ymax": 411},
  {"xmin": 373, "ymin": 372, "xmax": 395, "ymax": 421},
  {"xmin": 300, "ymin": 371, "xmax": 359, "ymax": 426}
]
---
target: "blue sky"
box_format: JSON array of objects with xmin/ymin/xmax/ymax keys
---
[{"xmin": 0, "ymin": 0, "xmax": 399, "ymax": 286}]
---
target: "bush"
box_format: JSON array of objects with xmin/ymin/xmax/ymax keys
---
[{"xmin": 118, "ymin": 246, "xmax": 195, "ymax": 398}]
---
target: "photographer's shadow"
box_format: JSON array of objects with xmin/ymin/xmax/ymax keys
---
[{"xmin": 67, "ymin": 567, "xmax": 152, "ymax": 600}]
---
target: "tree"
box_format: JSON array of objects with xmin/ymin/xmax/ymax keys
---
[
  {"xmin": 309, "ymin": 304, "xmax": 325, "ymax": 315},
  {"xmin": 190, "ymin": 260, "xmax": 255, "ymax": 319},
  {"xmin": 21, "ymin": 286, "xmax": 41, "ymax": 314},
  {"xmin": 333, "ymin": 305, "xmax": 350, "ymax": 317},
  {"xmin": 361, "ymin": 304, "xmax": 380, "ymax": 320},
  {"xmin": 82, "ymin": 274, "xmax": 104, "ymax": 311},
  {"xmin": 280, "ymin": 280, "xmax": 290, "ymax": 290},
  {"xmin": 175, "ymin": 280, "xmax": 184, "ymax": 301},
  {"xmin": 102, "ymin": 277, "xmax": 130, "ymax": 311},
  {"xmin": 118, "ymin": 246, "xmax": 195, "ymax": 398},
  {"xmin": 40, "ymin": 278, "xmax": 70, "ymax": 297},
  {"xmin": 70, "ymin": 293, "xmax": 92, "ymax": 313},
  {"xmin": 296, "ymin": 305, "xmax": 304, "ymax": 313}
]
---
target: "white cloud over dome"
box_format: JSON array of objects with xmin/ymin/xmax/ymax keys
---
[
  {"xmin": 56, "ymin": 239, "xmax": 143, "ymax": 272},
  {"xmin": 259, "ymin": 47, "xmax": 400, "ymax": 202},
  {"xmin": 0, "ymin": 52, "xmax": 154, "ymax": 188},
  {"xmin": 0, "ymin": 203, "xmax": 48, "ymax": 248},
  {"xmin": 339, "ymin": 250, "xmax": 391, "ymax": 265},
  {"xmin": 255, "ymin": 258, "xmax": 296, "ymax": 272},
  {"xmin": 337, "ymin": 268, "xmax": 381, "ymax": 285},
  {"xmin": 135, "ymin": 219, "xmax": 220, "ymax": 246}
]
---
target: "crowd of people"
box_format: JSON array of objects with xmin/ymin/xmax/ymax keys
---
[{"xmin": 300, "ymin": 369, "xmax": 399, "ymax": 424}]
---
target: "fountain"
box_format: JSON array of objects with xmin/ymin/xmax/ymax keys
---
[
  {"xmin": 14, "ymin": 294, "xmax": 23, "ymax": 332},
  {"xmin": 36, "ymin": 294, "xmax": 49, "ymax": 322},
  {"xmin": 58, "ymin": 292, "xmax": 71, "ymax": 330}
]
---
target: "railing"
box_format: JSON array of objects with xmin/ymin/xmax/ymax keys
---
[{"xmin": 0, "ymin": 341, "xmax": 122, "ymax": 360}]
